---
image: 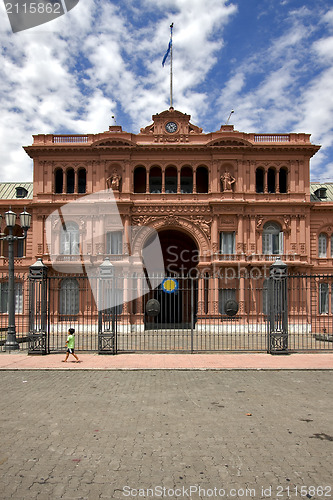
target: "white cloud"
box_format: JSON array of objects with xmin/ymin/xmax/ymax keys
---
[
  {"xmin": 0, "ymin": 0, "xmax": 238, "ymax": 180},
  {"xmin": 0, "ymin": 0, "xmax": 333, "ymax": 183}
]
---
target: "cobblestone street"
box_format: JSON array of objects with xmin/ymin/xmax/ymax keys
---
[{"xmin": 0, "ymin": 370, "xmax": 332, "ymax": 500}]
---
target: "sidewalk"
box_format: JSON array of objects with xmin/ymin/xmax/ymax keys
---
[{"xmin": 0, "ymin": 351, "xmax": 332, "ymax": 370}]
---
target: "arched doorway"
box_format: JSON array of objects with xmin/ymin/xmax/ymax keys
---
[{"xmin": 145, "ymin": 229, "xmax": 199, "ymax": 329}]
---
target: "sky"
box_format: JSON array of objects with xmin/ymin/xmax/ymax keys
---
[{"xmin": 0, "ymin": 0, "xmax": 333, "ymax": 182}]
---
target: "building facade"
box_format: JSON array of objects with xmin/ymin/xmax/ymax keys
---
[{"xmin": 1, "ymin": 108, "xmax": 333, "ymax": 350}]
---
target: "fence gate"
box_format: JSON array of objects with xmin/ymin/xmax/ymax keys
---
[
  {"xmin": 24, "ymin": 262, "xmax": 333, "ymax": 353},
  {"xmin": 116, "ymin": 272, "xmax": 269, "ymax": 352}
]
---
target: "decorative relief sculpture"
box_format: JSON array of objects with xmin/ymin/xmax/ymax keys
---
[
  {"xmin": 107, "ymin": 170, "xmax": 121, "ymax": 191},
  {"xmin": 220, "ymin": 171, "xmax": 236, "ymax": 192},
  {"xmin": 256, "ymin": 216, "xmax": 264, "ymax": 228}
]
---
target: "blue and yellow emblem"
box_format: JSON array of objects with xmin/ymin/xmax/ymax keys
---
[{"xmin": 161, "ymin": 278, "xmax": 178, "ymax": 294}]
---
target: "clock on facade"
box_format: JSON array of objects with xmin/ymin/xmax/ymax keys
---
[{"xmin": 165, "ymin": 121, "xmax": 178, "ymax": 133}]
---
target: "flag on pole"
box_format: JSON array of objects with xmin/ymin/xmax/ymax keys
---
[
  {"xmin": 162, "ymin": 23, "xmax": 173, "ymax": 67},
  {"xmin": 162, "ymin": 39, "xmax": 172, "ymax": 66}
]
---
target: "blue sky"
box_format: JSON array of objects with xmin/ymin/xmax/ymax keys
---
[{"xmin": 0, "ymin": 0, "xmax": 333, "ymax": 182}]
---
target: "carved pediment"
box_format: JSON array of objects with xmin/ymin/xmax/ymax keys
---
[{"xmin": 140, "ymin": 108, "xmax": 202, "ymax": 136}]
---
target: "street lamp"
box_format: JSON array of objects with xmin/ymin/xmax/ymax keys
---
[{"xmin": 0, "ymin": 208, "xmax": 31, "ymax": 351}]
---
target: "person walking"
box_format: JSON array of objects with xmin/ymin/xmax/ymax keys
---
[{"xmin": 62, "ymin": 328, "xmax": 80, "ymax": 363}]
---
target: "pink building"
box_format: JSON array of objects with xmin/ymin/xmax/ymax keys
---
[{"xmin": 1, "ymin": 108, "xmax": 332, "ymax": 352}]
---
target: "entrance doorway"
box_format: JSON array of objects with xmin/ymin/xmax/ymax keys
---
[{"xmin": 145, "ymin": 229, "xmax": 198, "ymax": 329}]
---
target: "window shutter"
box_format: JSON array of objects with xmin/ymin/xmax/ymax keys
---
[
  {"xmin": 279, "ymin": 231, "xmax": 284, "ymax": 255},
  {"xmin": 61, "ymin": 230, "xmax": 71, "ymax": 254},
  {"xmin": 319, "ymin": 234, "xmax": 327, "ymax": 258},
  {"xmin": 262, "ymin": 233, "xmax": 270, "ymax": 255},
  {"xmin": 72, "ymin": 230, "xmax": 80, "ymax": 255}
]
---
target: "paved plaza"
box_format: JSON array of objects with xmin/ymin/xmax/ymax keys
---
[{"xmin": 0, "ymin": 369, "xmax": 332, "ymax": 500}]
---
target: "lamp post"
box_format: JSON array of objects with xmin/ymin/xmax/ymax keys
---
[{"xmin": 0, "ymin": 208, "xmax": 31, "ymax": 351}]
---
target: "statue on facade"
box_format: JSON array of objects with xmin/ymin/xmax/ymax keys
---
[
  {"xmin": 107, "ymin": 170, "xmax": 121, "ymax": 191},
  {"xmin": 220, "ymin": 171, "xmax": 235, "ymax": 192}
]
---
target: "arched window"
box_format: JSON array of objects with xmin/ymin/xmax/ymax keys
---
[
  {"xmin": 134, "ymin": 166, "xmax": 146, "ymax": 193},
  {"xmin": 165, "ymin": 166, "xmax": 177, "ymax": 193},
  {"xmin": 267, "ymin": 168, "xmax": 276, "ymax": 193},
  {"xmin": 256, "ymin": 168, "xmax": 264, "ymax": 193},
  {"xmin": 78, "ymin": 168, "xmax": 86, "ymax": 194},
  {"xmin": 262, "ymin": 222, "xmax": 283, "ymax": 255},
  {"xmin": 181, "ymin": 166, "xmax": 193, "ymax": 193},
  {"xmin": 318, "ymin": 233, "xmax": 327, "ymax": 258},
  {"xmin": 55, "ymin": 169, "xmax": 63, "ymax": 194},
  {"xmin": 149, "ymin": 166, "xmax": 162, "ymax": 193},
  {"xmin": 66, "ymin": 168, "xmax": 75, "ymax": 194},
  {"xmin": 59, "ymin": 279, "xmax": 79, "ymax": 315},
  {"xmin": 60, "ymin": 222, "xmax": 80, "ymax": 255},
  {"xmin": 279, "ymin": 168, "xmax": 288, "ymax": 193},
  {"xmin": 196, "ymin": 166, "xmax": 208, "ymax": 193}
]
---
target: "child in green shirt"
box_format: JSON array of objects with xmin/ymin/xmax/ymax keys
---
[{"xmin": 62, "ymin": 328, "xmax": 80, "ymax": 363}]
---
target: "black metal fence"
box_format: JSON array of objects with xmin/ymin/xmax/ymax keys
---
[
  {"xmin": 0, "ymin": 272, "xmax": 30, "ymax": 349},
  {"xmin": 1, "ymin": 262, "xmax": 333, "ymax": 353}
]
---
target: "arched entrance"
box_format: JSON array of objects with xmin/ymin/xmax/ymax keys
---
[
  {"xmin": 158, "ymin": 229, "xmax": 198, "ymax": 273},
  {"xmin": 145, "ymin": 229, "xmax": 198, "ymax": 330}
]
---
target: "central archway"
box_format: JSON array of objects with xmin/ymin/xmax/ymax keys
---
[
  {"xmin": 145, "ymin": 229, "xmax": 198, "ymax": 329},
  {"xmin": 158, "ymin": 229, "xmax": 198, "ymax": 273}
]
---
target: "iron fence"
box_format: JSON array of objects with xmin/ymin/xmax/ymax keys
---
[
  {"xmin": 1, "ymin": 267, "xmax": 333, "ymax": 353},
  {"xmin": 0, "ymin": 273, "xmax": 30, "ymax": 349}
]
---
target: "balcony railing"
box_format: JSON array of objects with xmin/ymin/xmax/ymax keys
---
[
  {"xmin": 52, "ymin": 135, "xmax": 89, "ymax": 143},
  {"xmin": 254, "ymin": 134, "xmax": 290, "ymax": 143}
]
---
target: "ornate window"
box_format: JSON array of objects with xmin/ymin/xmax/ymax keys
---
[
  {"xmin": 255, "ymin": 168, "xmax": 264, "ymax": 193},
  {"xmin": 134, "ymin": 166, "xmax": 146, "ymax": 193},
  {"xmin": 181, "ymin": 166, "xmax": 193, "ymax": 193},
  {"xmin": 279, "ymin": 168, "xmax": 288, "ymax": 193},
  {"xmin": 149, "ymin": 166, "xmax": 162, "ymax": 193},
  {"xmin": 318, "ymin": 233, "xmax": 327, "ymax": 258},
  {"xmin": 60, "ymin": 222, "xmax": 80, "ymax": 255},
  {"xmin": 106, "ymin": 231, "xmax": 123, "ymax": 255},
  {"xmin": 267, "ymin": 168, "xmax": 276, "ymax": 193},
  {"xmin": 165, "ymin": 166, "xmax": 177, "ymax": 193},
  {"xmin": 262, "ymin": 222, "xmax": 283, "ymax": 255},
  {"xmin": 78, "ymin": 168, "xmax": 86, "ymax": 194},
  {"xmin": 55, "ymin": 168, "xmax": 63, "ymax": 194},
  {"xmin": 66, "ymin": 168, "xmax": 75, "ymax": 194},
  {"xmin": 220, "ymin": 232, "xmax": 235, "ymax": 254},
  {"xmin": 59, "ymin": 278, "xmax": 79, "ymax": 315},
  {"xmin": 196, "ymin": 166, "xmax": 208, "ymax": 193}
]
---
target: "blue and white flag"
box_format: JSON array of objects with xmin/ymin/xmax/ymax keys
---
[
  {"xmin": 162, "ymin": 38, "xmax": 172, "ymax": 66},
  {"xmin": 162, "ymin": 23, "xmax": 173, "ymax": 67}
]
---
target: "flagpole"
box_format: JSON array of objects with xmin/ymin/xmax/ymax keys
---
[{"xmin": 170, "ymin": 23, "xmax": 173, "ymax": 108}]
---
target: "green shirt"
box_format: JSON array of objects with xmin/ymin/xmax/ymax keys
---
[{"xmin": 67, "ymin": 334, "xmax": 75, "ymax": 349}]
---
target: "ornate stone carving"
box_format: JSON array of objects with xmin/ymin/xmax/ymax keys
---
[
  {"xmin": 220, "ymin": 216, "xmax": 236, "ymax": 225},
  {"xmin": 212, "ymin": 242, "xmax": 218, "ymax": 254},
  {"xmin": 107, "ymin": 169, "xmax": 121, "ymax": 191},
  {"xmin": 256, "ymin": 215, "xmax": 263, "ymax": 228},
  {"xmin": 220, "ymin": 171, "xmax": 236, "ymax": 192}
]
